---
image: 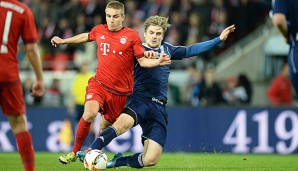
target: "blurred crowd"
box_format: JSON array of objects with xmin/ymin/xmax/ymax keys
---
[
  {"xmin": 170, "ymin": 64, "xmax": 253, "ymax": 107},
  {"xmin": 19, "ymin": 0, "xmax": 278, "ymax": 107},
  {"xmin": 18, "ymin": 0, "xmax": 271, "ymax": 71}
]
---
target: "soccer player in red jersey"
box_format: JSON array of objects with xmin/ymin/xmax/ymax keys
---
[
  {"xmin": 52, "ymin": 1, "xmax": 171, "ymax": 164},
  {"xmin": 0, "ymin": 1, "xmax": 44, "ymax": 171}
]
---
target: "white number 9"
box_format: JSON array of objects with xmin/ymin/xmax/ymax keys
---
[{"xmin": 275, "ymin": 110, "xmax": 298, "ymax": 154}]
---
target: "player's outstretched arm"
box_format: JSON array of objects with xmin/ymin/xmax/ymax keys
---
[
  {"xmin": 181, "ymin": 25, "xmax": 236, "ymax": 59},
  {"xmin": 51, "ymin": 33, "xmax": 89, "ymax": 47},
  {"xmin": 219, "ymin": 25, "xmax": 236, "ymax": 42},
  {"xmin": 137, "ymin": 52, "xmax": 171, "ymax": 68}
]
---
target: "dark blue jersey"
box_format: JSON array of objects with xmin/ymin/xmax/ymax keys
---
[
  {"xmin": 132, "ymin": 37, "xmax": 221, "ymax": 102},
  {"xmin": 273, "ymin": 0, "xmax": 298, "ymax": 96},
  {"xmin": 273, "ymin": 0, "xmax": 298, "ymax": 45}
]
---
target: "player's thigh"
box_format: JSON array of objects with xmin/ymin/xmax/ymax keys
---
[
  {"xmin": 112, "ymin": 113, "xmax": 134, "ymax": 135},
  {"xmin": 84, "ymin": 78, "xmax": 106, "ymax": 120},
  {"xmin": 143, "ymin": 139, "xmax": 163, "ymax": 165},
  {"xmin": 103, "ymin": 93, "xmax": 127, "ymax": 123}
]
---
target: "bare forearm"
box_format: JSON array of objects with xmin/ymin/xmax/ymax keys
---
[
  {"xmin": 137, "ymin": 57, "xmax": 160, "ymax": 68},
  {"xmin": 25, "ymin": 43, "xmax": 44, "ymax": 81},
  {"xmin": 63, "ymin": 33, "xmax": 89, "ymax": 44},
  {"xmin": 273, "ymin": 14, "xmax": 288, "ymax": 39}
]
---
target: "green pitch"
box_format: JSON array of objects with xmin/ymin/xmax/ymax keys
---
[{"xmin": 0, "ymin": 152, "xmax": 297, "ymax": 171}]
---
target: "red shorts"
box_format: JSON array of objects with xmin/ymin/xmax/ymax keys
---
[
  {"xmin": 85, "ymin": 78, "xmax": 127, "ymax": 123},
  {"xmin": 0, "ymin": 81, "xmax": 25, "ymax": 115}
]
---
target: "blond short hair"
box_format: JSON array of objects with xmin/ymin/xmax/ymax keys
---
[
  {"xmin": 144, "ymin": 15, "xmax": 171, "ymax": 34},
  {"xmin": 106, "ymin": 1, "xmax": 125, "ymax": 15}
]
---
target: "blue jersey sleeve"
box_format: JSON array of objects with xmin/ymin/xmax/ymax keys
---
[
  {"xmin": 164, "ymin": 37, "xmax": 221, "ymax": 60},
  {"xmin": 272, "ymin": 0, "xmax": 287, "ymax": 15},
  {"xmin": 185, "ymin": 37, "xmax": 221, "ymax": 58},
  {"xmin": 162, "ymin": 42, "xmax": 187, "ymax": 60}
]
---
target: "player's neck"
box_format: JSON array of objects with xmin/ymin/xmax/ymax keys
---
[
  {"xmin": 109, "ymin": 25, "xmax": 124, "ymax": 32},
  {"xmin": 145, "ymin": 43, "xmax": 161, "ymax": 49}
]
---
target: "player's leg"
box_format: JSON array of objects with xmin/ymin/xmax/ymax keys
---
[
  {"xmin": 8, "ymin": 115, "xmax": 35, "ymax": 171},
  {"xmin": 109, "ymin": 118, "xmax": 166, "ymax": 168},
  {"xmin": 140, "ymin": 103, "xmax": 166, "ymax": 167},
  {"xmin": 59, "ymin": 78, "xmax": 108, "ymax": 164},
  {"xmin": 3, "ymin": 83, "xmax": 34, "ymax": 171},
  {"xmin": 77, "ymin": 92, "xmax": 129, "ymax": 162},
  {"xmin": 77, "ymin": 113, "xmax": 134, "ymax": 163},
  {"xmin": 88, "ymin": 92, "xmax": 132, "ymax": 150},
  {"xmin": 59, "ymin": 100, "xmax": 100, "ymax": 164},
  {"xmin": 76, "ymin": 115, "xmax": 112, "ymax": 162},
  {"xmin": 142, "ymin": 139, "xmax": 163, "ymax": 166},
  {"xmin": 108, "ymin": 98, "xmax": 167, "ymax": 168},
  {"xmin": 98, "ymin": 115, "xmax": 112, "ymax": 134},
  {"xmin": 108, "ymin": 139, "xmax": 162, "ymax": 168},
  {"xmin": 89, "ymin": 112, "xmax": 135, "ymax": 150}
]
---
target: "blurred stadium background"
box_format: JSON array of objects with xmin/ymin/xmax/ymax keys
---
[{"xmin": 1, "ymin": 0, "xmax": 298, "ymax": 157}]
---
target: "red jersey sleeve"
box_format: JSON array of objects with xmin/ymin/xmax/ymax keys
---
[
  {"xmin": 21, "ymin": 6, "xmax": 38, "ymax": 44},
  {"xmin": 89, "ymin": 25, "xmax": 102, "ymax": 41},
  {"xmin": 131, "ymin": 31, "xmax": 144, "ymax": 59}
]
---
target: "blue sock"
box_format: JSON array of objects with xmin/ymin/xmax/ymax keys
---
[
  {"xmin": 115, "ymin": 153, "xmax": 143, "ymax": 168},
  {"xmin": 114, "ymin": 156, "xmax": 129, "ymax": 167},
  {"xmin": 90, "ymin": 126, "xmax": 118, "ymax": 149}
]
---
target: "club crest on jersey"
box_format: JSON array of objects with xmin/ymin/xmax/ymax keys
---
[
  {"xmin": 120, "ymin": 36, "xmax": 127, "ymax": 44},
  {"xmin": 86, "ymin": 93, "xmax": 93, "ymax": 99}
]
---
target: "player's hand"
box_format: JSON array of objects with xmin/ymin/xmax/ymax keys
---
[
  {"xmin": 158, "ymin": 52, "xmax": 171, "ymax": 66},
  {"xmin": 51, "ymin": 36, "xmax": 64, "ymax": 47},
  {"xmin": 144, "ymin": 51, "xmax": 158, "ymax": 59},
  {"xmin": 31, "ymin": 80, "xmax": 44, "ymax": 97},
  {"xmin": 219, "ymin": 25, "xmax": 236, "ymax": 42}
]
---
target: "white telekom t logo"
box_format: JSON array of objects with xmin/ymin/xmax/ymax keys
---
[{"xmin": 100, "ymin": 42, "xmax": 110, "ymax": 56}]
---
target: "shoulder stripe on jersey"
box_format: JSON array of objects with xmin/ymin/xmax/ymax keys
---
[
  {"xmin": 165, "ymin": 46, "xmax": 171, "ymax": 58},
  {"xmin": 160, "ymin": 45, "xmax": 164, "ymax": 52},
  {"xmin": 163, "ymin": 42, "xmax": 185, "ymax": 48}
]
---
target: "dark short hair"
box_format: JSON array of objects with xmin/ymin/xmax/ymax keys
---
[{"xmin": 106, "ymin": 1, "xmax": 125, "ymax": 15}]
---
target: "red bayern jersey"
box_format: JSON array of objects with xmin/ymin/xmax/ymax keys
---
[
  {"xmin": 0, "ymin": 0, "xmax": 38, "ymax": 82},
  {"xmin": 89, "ymin": 24, "xmax": 144, "ymax": 95}
]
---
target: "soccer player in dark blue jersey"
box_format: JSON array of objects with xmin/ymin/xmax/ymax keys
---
[
  {"xmin": 77, "ymin": 16, "xmax": 235, "ymax": 168},
  {"xmin": 272, "ymin": 0, "xmax": 298, "ymax": 96}
]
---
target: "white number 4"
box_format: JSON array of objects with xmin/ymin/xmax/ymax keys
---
[{"xmin": 223, "ymin": 110, "xmax": 252, "ymax": 153}]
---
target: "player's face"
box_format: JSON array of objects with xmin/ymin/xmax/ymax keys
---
[
  {"xmin": 105, "ymin": 8, "xmax": 124, "ymax": 31},
  {"xmin": 144, "ymin": 25, "xmax": 164, "ymax": 48}
]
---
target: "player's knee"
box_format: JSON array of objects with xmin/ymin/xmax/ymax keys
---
[
  {"xmin": 8, "ymin": 115, "xmax": 28, "ymax": 134},
  {"xmin": 82, "ymin": 111, "xmax": 98, "ymax": 122},
  {"xmin": 113, "ymin": 122, "xmax": 131, "ymax": 135},
  {"xmin": 113, "ymin": 115, "xmax": 134, "ymax": 134},
  {"xmin": 142, "ymin": 155, "xmax": 159, "ymax": 167}
]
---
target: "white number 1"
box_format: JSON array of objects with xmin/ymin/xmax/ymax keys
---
[{"xmin": 1, "ymin": 11, "xmax": 13, "ymax": 54}]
